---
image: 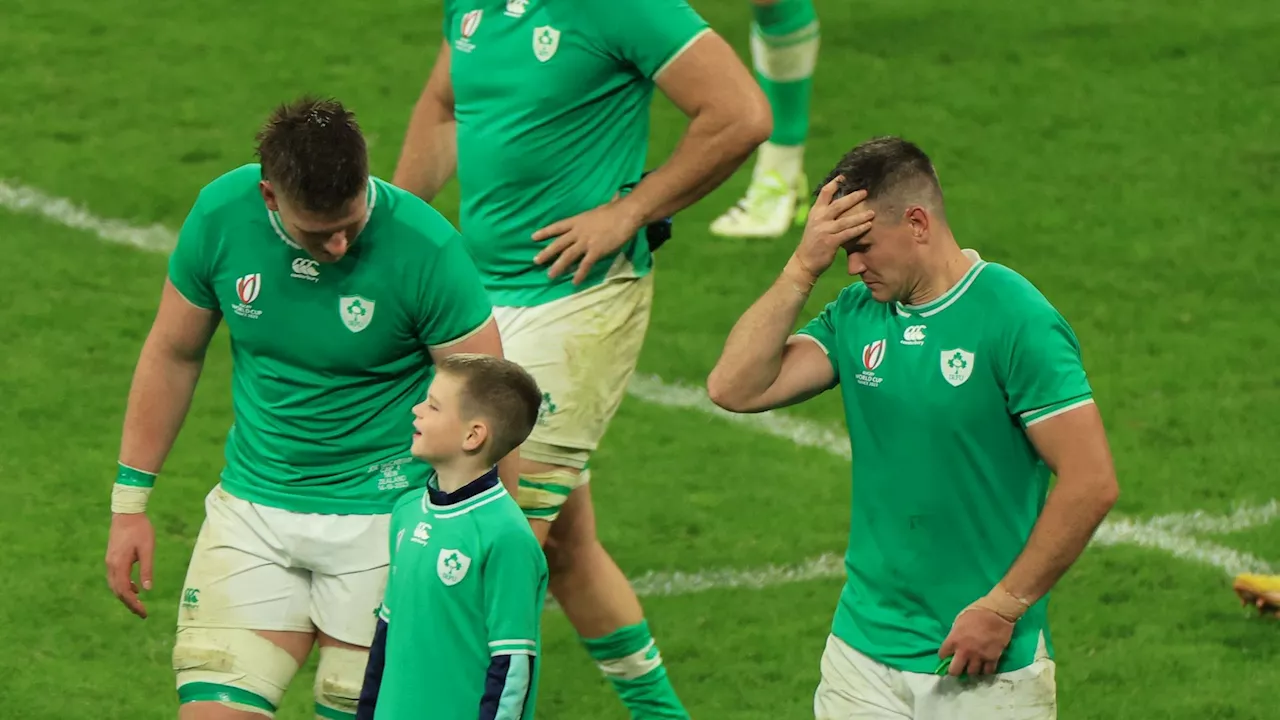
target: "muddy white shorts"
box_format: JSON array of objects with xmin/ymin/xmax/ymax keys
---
[
  {"xmin": 814, "ymin": 634, "xmax": 1057, "ymax": 720},
  {"xmin": 176, "ymin": 484, "xmax": 390, "ymax": 647}
]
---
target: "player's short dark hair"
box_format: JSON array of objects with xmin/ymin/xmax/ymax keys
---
[
  {"xmin": 438, "ymin": 354, "xmax": 542, "ymax": 466},
  {"xmin": 255, "ymin": 96, "xmax": 368, "ymax": 215},
  {"xmin": 819, "ymin": 136, "xmax": 945, "ymax": 218}
]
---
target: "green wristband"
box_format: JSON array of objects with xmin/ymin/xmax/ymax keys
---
[{"xmin": 116, "ymin": 463, "xmax": 158, "ymax": 488}]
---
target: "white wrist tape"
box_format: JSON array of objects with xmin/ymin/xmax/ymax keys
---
[{"xmin": 111, "ymin": 483, "xmax": 153, "ymax": 514}]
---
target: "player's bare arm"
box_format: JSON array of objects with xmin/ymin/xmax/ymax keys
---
[
  {"xmin": 427, "ymin": 317, "xmax": 521, "ymax": 497},
  {"xmin": 707, "ymin": 181, "xmax": 873, "ymax": 413},
  {"xmin": 106, "ymin": 278, "xmax": 221, "ymax": 619},
  {"xmin": 940, "ymin": 402, "xmax": 1118, "ymax": 677},
  {"xmin": 393, "ymin": 40, "xmax": 457, "ymax": 202},
  {"xmin": 533, "ymin": 31, "xmax": 773, "ymax": 284},
  {"xmin": 707, "ymin": 303, "xmax": 834, "ymax": 414},
  {"xmin": 617, "ymin": 31, "xmax": 772, "ymax": 228},
  {"xmin": 1000, "ymin": 402, "xmax": 1119, "ymax": 603}
]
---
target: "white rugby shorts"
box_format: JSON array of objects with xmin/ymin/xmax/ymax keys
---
[{"xmin": 176, "ymin": 484, "xmax": 389, "ymax": 647}]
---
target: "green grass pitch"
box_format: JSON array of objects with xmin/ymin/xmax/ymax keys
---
[{"xmin": 1, "ymin": 0, "xmax": 1277, "ymax": 717}]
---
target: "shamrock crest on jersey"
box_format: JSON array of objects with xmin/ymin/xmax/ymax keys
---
[
  {"xmin": 340, "ymin": 295, "xmax": 375, "ymax": 333},
  {"xmin": 941, "ymin": 349, "xmax": 975, "ymax": 387},
  {"xmin": 533, "ymin": 26, "xmax": 561, "ymax": 62},
  {"xmin": 437, "ymin": 549, "xmax": 471, "ymax": 586}
]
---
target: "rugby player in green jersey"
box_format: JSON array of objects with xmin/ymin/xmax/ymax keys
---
[
  {"xmin": 393, "ymin": 1, "xmax": 771, "ymax": 717},
  {"xmin": 357, "ymin": 353, "xmax": 547, "ymax": 720},
  {"xmin": 710, "ymin": 0, "xmax": 822, "ymax": 239},
  {"xmin": 707, "ymin": 136, "xmax": 1120, "ymax": 719},
  {"xmin": 103, "ymin": 97, "xmax": 510, "ymax": 720}
]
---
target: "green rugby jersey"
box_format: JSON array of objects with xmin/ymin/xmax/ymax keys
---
[
  {"xmin": 373, "ymin": 469, "xmax": 548, "ymax": 720},
  {"xmin": 797, "ymin": 259, "xmax": 1094, "ymax": 674},
  {"xmin": 168, "ymin": 164, "xmax": 493, "ymax": 515},
  {"xmin": 443, "ymin": 0, "xmax": 710, "ymax": 307}
]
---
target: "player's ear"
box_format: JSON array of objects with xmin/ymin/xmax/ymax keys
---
[
  {"xmin": 462, "ymin": 421, "xmax": 488, "ymax": 454},
  {"xmin": 260, "ymin": 181, "xmax": 281, "ymax": 212},
  {"xmin": 905, "ymin": 205, "xmax": 929, "ymax": 240}
]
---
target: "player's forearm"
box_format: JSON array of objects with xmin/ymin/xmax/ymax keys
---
[
  {"xmin": 617, "ymin": 108, "xmax": 768, "ymax": 227},
  {"xmin": 997, "ymin": 473, "xmax": 1118, "ymax": 607},
  {"xmin": 118, "ymin": 342, "xmax": 205, "ymax": 475},
  {"xmin": 707, "ymin": 258, "xmax": 813, "ymax": 408},
  {"xmin": 392, "ymin": 94, "xmax": 457, "ymax": 202}
]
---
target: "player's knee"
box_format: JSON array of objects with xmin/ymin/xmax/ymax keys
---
[
  {"xmin": 314, "ymin": 645, "xmax": 368, "ymax": 719},
  {"xmin": 517, "ymin": 467, "xmax": 587, "ymax": 525},
  {"xmin": 544, "ymin": 533, "xmax": 587, "ymax": 577},
  {"xmin": 173, "ymin": 627, "xmax": 299, "ymax": 717}
]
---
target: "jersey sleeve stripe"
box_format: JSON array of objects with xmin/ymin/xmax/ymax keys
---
[
  {"xmin": 793, "ymin": 332, "xmax": 831, "ymax": 356},
  {"xmin": 490, "ymin": 648, "xmax": 538, "ymax": 657},
  {"xmin": 1021, "ymin": 397, "xmax": 1095, "ymax": 427},
  {"xmin": 489, "ymin": 639, "xmax": 538, "ymax": 656},
  {"xmin": 653, "ymin": 28, "xmax": 712, "ymax": 79},
  {"xmin": 428, "ymin": 313, "xmax": 495, "ymax": 351}
]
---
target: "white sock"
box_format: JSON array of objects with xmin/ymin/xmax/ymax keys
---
[{"xmin": 753, "ymin": 142, "xmax": 805, "ymax": 184}]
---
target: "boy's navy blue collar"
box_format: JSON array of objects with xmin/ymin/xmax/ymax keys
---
[{"xmin": 427, "ymin": 466, "xmax": 501, "ymax": 506}]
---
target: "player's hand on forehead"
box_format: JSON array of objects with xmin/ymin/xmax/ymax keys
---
[
  {"xmin": 793, "ymin": 177, "xmax": 875, "ymax": 279},
  {"xmin": 817, "ymin": 177, "xmax": 875, "ymax": 228}
]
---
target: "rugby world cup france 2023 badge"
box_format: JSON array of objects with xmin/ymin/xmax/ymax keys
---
[{"xmin": 233, "ymin": 273, "xmax": 263, "ymax": 319}]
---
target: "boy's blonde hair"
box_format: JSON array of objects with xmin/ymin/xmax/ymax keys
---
[{"xmin": 437, "ymin": 353, "xmax": 542, "ymax": 465}]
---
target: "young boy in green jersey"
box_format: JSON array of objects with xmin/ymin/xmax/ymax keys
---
[{"xmin": 357, "ymin": 353, "xmax": 548, "ymax": 720}]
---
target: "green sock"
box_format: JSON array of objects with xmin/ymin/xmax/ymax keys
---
[
  {"xmin": 582, "ymin": 620, "xmax": 688, "ymax": 719},
  {"xmin": 751, "ymin": 0, "xmax": 820, "ymax": 148},
  {"xmin": 314, "ymin": 704, "xmax": 355, "ymax": 720}
]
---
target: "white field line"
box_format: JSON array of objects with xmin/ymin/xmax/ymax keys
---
[
  {"xmin": 1093, "ymin": 519, "xmax": 1274, "ymax": 578},
  {"xmin": 3, "ymin": 181, "xmax": 1274, "ymax": 597},
  {"xmin": 0, "ymin": 181, "xmax": 174, "ymax": 252},
  {"xmin": 626, "ymin": 374, "xmax": 851, "ymax": 459},
  {"xmin": 1143, "ymin": 499, "xmax": 1280, "ymax": 536}
]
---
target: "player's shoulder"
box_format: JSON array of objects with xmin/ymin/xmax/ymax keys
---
[
  {"xmin": 828, "ymin": 280, "xmax": 878, "ymax": 317},
  {"xmin": 190, "ymin": 163, "xmax": 265, "ymax": 217},
  {"xmin": 369, "ymin": 177, "xmax": 465, "ymax": 253},
  {"xmin": 372, "ymin": 177, "xmax": 459, "ymax": 245},
  {"xmin": 574, "ymin": 0, "xmax": 704, "ymax": 34},
  {"xmin": 482, "ymin": 496, "xmax": 546, "ymax": 558},
  {"xmin": 968, "ymin": 261, "xmax": 1076, "ymax": 338},
  {"xmin": 971, "ymin": 262, "xmax": 1062, "ymax": 316},
  {"xmin": 391, "ymin": 486, "xmax": 425, "ymax": 518},
  {"xmin": 576, "ymin": 0, "xmax": 701, "ymax": 15}
]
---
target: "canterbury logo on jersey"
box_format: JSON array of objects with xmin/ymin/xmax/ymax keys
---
[
  {"xmin": 411, "ymin": 522, "xmax": 431, "ymax": 546},
  {"xmin": 291, "ymin": 257, "xmax": 319, "ymax": 281},
  {"xmin": 901, "ymin": 325, "xmax": 926, "ymax": 346}
]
